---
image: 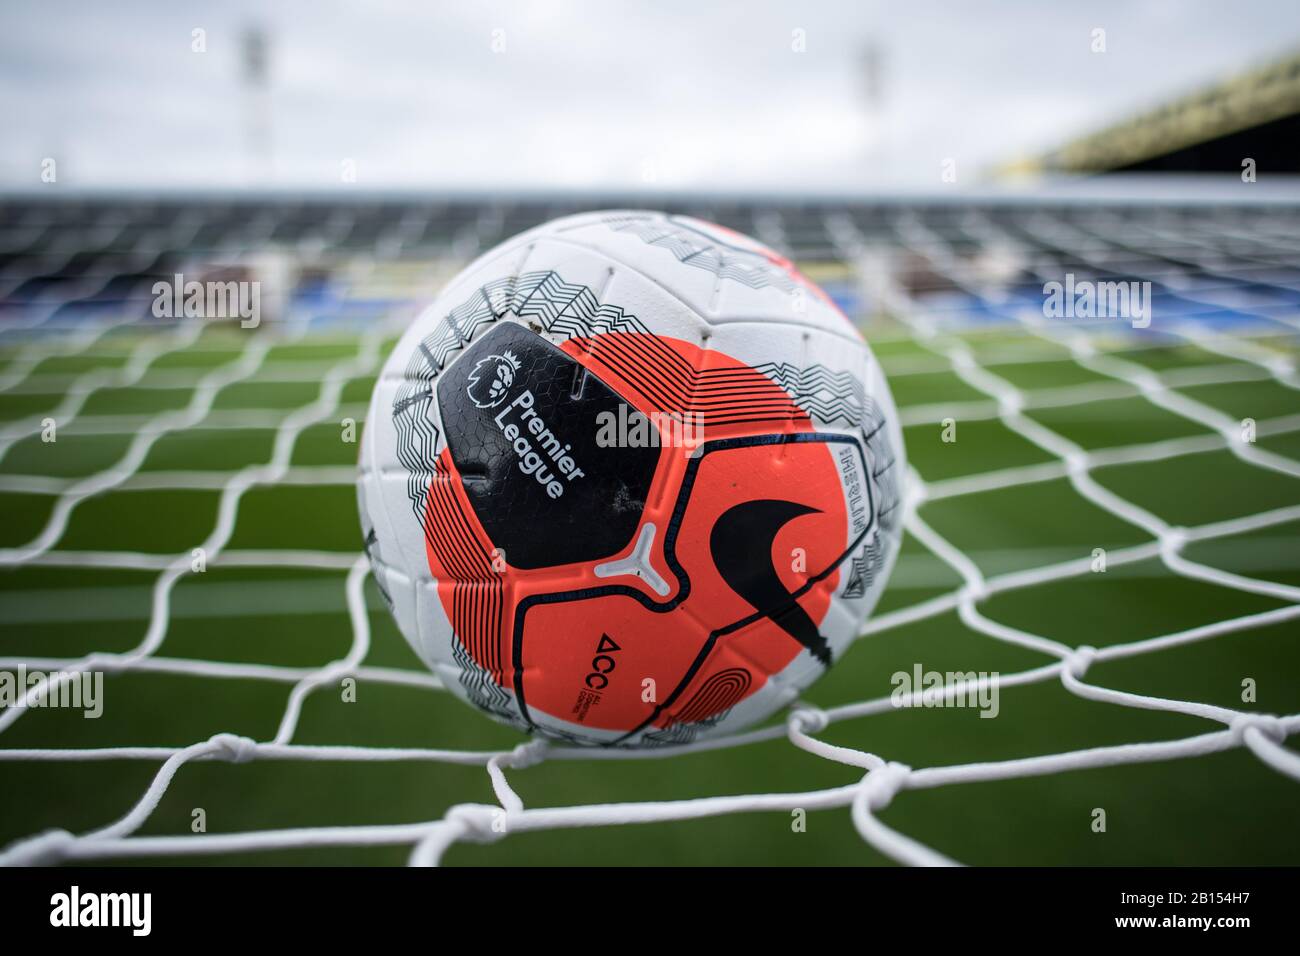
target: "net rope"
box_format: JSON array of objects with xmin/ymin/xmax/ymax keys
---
[{"xmin": 1, "ymin": 210, "xmax": 1298, "ymax": 867}]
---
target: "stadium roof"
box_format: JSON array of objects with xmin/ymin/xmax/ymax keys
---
[{"xmin": 1010, "ymin": 49, "xmax": 1300, "ymax": 175}]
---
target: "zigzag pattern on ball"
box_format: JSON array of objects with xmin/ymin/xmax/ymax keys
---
[
  {"xmin": 638, "ymin": 724, "xmax": 700, "ymax": 747},
  {"xmin": 390, "ymin": 392, "xmax": 441, "ymax": 545},
  {"xmin": 603, "ymin": 213, "xmax": 798, "ymax": 293},
  {"xmin": 752, "ymin": 362, "xmax": 865, "ymax": 427},
  {"xmin": 862, "ymin": 405, "xmax": 902, "ymax": 536},
  {"xmin": 576, "ymin": 331, "xmax": 810, "ymax": 428},
  {"xmin": 450, "ymin": 640, "xmax": 522, "ymax": 727},
  {"xmin": 529, "ymin": 724, "xmax": 610, "ymax": 747},
  {"xmin": 575, "ymin": 335, "xmax": 870, "ymax": 429},
  {"xmin": 842, "ymin": 538, "xmax": 882, "ymax": 601}
]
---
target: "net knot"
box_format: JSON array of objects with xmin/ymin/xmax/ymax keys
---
[
  {"xmin": 1230, "ymin": 714, "xmax": 1286, "ymax": 745},
  {"xmin": 445, "ymin": 803, "xmax": 507, "ymax": 844},
  {"xmin": 788, "ymin": 705, "xmax": 830, "ymax": 735},
  {"xmin": 82, "ymin": 652, "xmax": 128, "ymax": 675},
  {"xmin": 2, "ymin": 827, "xmax": 75, "ymax": 866},
  {"xmin": 860, "ymin": 761, "xmax": 912, "ymax": 811},
  {"xmin": 208, "ymin": 733, "xmax": 258, "ymax": 764},
  {"xmin": 505, "ymin": 739, "xmax": 549, "ymax": 769},
  {"xmin": 1064, "ymin": 645, "xmax": 1096, "ymax": 679}
]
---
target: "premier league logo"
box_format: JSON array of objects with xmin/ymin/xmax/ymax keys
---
[{"xmin": 465, "ymin": 350, "xmax": 522, "ymax": 409}]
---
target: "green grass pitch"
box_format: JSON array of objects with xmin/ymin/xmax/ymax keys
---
[{"xmin": 1, "ymin": 319, "xmax": 1298, "ymax": 865}]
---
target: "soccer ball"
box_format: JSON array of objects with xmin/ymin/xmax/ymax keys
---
[{"xmin": 357, "ymin": 210, "xmax": 904, "ymax": 747}]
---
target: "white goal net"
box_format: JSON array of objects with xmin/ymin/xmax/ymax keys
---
[{"xmin": 1, "ymin": 200, "xmax": 1298, "ymax": 866}]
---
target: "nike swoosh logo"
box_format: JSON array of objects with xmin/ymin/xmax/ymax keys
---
[{"xmin": 709, "ymin": 498, "xmax": 832, "ymax": 666}]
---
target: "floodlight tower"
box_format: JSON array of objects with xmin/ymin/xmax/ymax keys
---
[
  {"xmin": 859, "ymin": 40, "xmax": 888, "ymax": 177},
  {"xmin": 240, "ymin": 25, "xmax": 274, "ymax": 184}
]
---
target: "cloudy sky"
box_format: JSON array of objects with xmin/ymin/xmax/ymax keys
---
[{"xmin": 2, "ymin": 0, "xmax": 1298, "ymax": 192}]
